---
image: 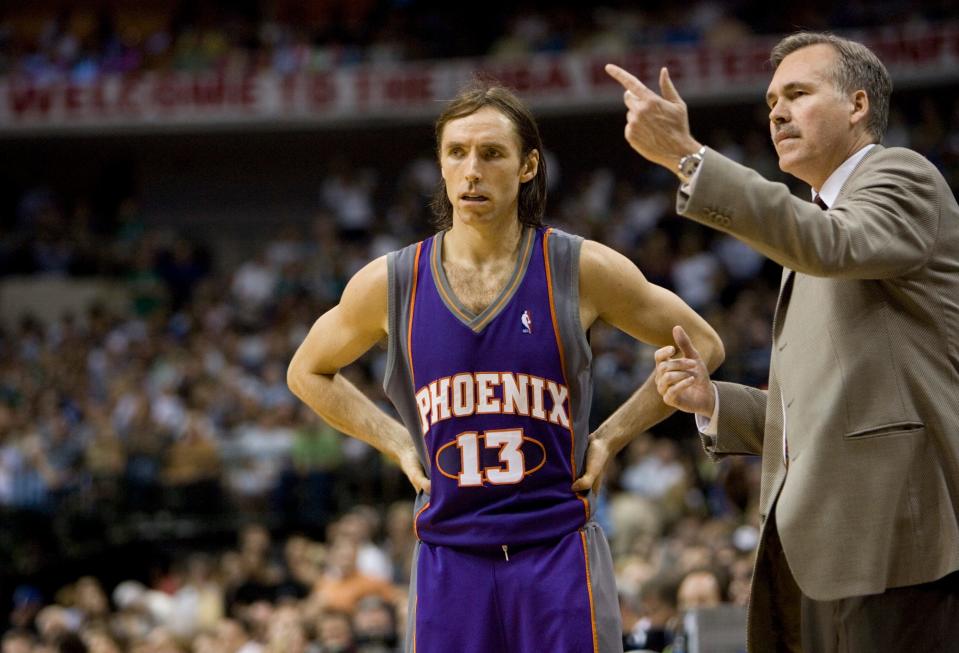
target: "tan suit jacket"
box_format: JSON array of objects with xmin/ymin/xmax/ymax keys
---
[{"xmin": 677, "ymin": 145, "xmax": 959, "ymax": 650}]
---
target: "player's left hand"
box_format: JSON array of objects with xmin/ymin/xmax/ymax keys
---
[
  {"xmin": 605, "ymin": 64, "xmax": 702, "ymax": 175},
  {"xmin": 397, "ymin": 447, "xmax": 431, "ymax": 495},
  {"xmin": 572, "ymin": 436, "xmax": 612, "ymax": 495}
]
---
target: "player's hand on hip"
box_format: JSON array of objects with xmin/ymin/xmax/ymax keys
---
[
  {"xmin": 654, "ymin": 325, "xmax": 715, "ymax": 417},
  {"xmin": 572, "ymin": 436, "xmax": 611, "ymax": 495},
  {"xmin": 398, "ymin": 448, "xmax": 431, "ymax": 495},
  {"xmin": 605, "ymin": 64, "xmax": 702, "ymax": 174}
]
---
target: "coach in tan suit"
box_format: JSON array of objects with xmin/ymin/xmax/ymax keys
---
[{"xmin": 607, "ymin": 32, "xmax": 959, "ymax": 651}]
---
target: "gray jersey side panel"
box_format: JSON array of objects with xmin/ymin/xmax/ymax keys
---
[
  {"xmin": 384, "ymin": 243, "xmax": 431, "ymax": 511},
  {"xmin": 584, "ymin": 521, "xmax": 625, "ymax": 653},
  {"xmin": 545, "ymin": 229, "xmax": 593, "ymax": 475},
  {"xmin": 404, "ymin": 541, "xmax": 421, "ymax": 653}
]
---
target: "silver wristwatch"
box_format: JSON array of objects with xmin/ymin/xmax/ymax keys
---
[{"xmin": 678, "ymin": 146, "xmax": 706, "ymax": 183}]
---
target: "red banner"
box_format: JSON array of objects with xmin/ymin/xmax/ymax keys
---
[{"xmin": 1, "ymin": 24, "xmax": 957, "ymax": 133}]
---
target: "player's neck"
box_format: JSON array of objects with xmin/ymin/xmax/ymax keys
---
[{"xmin": 444, "ymin": 217, "xmax": 524, "ymax": 266}]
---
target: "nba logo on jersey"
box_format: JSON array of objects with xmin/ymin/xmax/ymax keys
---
[{"xmin": 521, "ymin": 310, "xmax": 533, "ymax": 334}]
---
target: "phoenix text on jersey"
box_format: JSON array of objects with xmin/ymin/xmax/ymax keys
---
[{"xmin": 414, "ymin": 372, "xmax": 569, "ymax": 434}]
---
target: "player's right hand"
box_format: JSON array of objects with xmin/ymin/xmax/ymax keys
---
[{"xmin": 654, "ymin": 325, "xmax": 715, "ymax": 417}]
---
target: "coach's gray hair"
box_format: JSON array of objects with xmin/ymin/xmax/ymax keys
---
[{"xmin": 771, "ymin": 32, "xmax": 892, "ymax": 142}]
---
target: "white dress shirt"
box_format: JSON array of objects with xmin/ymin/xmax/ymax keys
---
[{"xmin": 694, "ymin": 144, "xmax": 877, "ymax": 452}]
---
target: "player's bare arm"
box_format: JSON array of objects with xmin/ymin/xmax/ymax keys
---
[
  {"xmin": 572, "ymin": 239, "xmax": 724, "ymax": 492},
  {"xmin": 287, "ymin": 256, "xmax": 430, "ymax": 494}
]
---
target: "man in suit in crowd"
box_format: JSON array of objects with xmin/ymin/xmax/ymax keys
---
[{"xmin": 606, "ymin": 31, "xmax": 959, "ymax": 651}]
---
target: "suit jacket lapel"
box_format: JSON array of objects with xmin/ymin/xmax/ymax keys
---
[{"xmin": 773, "ymin": 269, "xmax": 795, "ymax": 341}]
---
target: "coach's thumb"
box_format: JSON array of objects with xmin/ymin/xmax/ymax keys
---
[
  {"xmin": 673, "ymin": 325, "xmax": 701, "ymax": 361},
  {"xmin": 660, "ymin": 67, "xmax": 682, "ymax": 103}
]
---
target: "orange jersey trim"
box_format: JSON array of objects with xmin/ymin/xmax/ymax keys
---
[
  {"xmin": 408, "ymin": 243, "xmax": 431, "ymax": 545},
  {"xmin": 580, "ymin": 530, "xmax": 600, "ymax": 653},
  {"xmin": 412, "ymin": 594, "xmax": 418, "ymax": 653},
  {"xmin": 407, "ymin": 242, "xmax": 422, "ymax": 386},
  {"xmin": 543, "ymin": 229, "xmax": 590, "ymax": 521},
  {"xmin": 430, "ymin": 241, "xmax": 472, "ymax": 324},
  {"xmin": 471, "ymin": 230, "xmax": 535, "ymax": 331},
  {"xmin": 413, "ymin": 500, "xmax": 430, "ymax": 541},
  {"xmin": 542, "ymin": 229, "xmax": 572, "ymax": 471},
  {"xmin": 429, "ymin": 228, "xmax": 535, "ymax": 332}
]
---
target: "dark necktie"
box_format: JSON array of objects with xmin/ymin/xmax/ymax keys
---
[{"xmin": 814, "ymin": 194, "xmax": 828, "ymax": 210}]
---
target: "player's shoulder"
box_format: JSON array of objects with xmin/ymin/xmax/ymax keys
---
[
  {"xmin": 578, "ymin": 237, "xmax": 631, "ymax": 276},
  {"xmin": 541, "ymin": 225, "xmax": 586, "ymax": 262},
  {"xmin": 351, "ymin": 233, "xmax": 427, "ymax": 290},
  {"xmin": 344, "ymin": 255, "xmax": 389, "ymax": 303},
  {"xmin": 332, "ymin": 254, "xmax": 390, "ymax": 331},
  {"xmin": 542, "ymin": 225, "xmax": 582, "ymax": 244},
  {"xmin": 383, "ymin": 236, "xmax": 432, "ymax": 285},
  {"xmin": 576, "ymin": 237, "xmax": 647, "ymax": 311},
  {"xmin": 387, "ymin": 238, "xmax": 427, "ymax": 260}
]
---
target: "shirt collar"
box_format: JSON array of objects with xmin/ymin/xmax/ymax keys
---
[{"xmin": 811, "ymin": 144, "xmax": 876, "ymax": 208}]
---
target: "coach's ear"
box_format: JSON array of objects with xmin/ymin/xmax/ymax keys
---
[
  {"xmin": 849, "ymin": 88, "xmax": 869, "ymax": 130},
  {"xmin": 520, "ymin": 149, "xmax": 539, "ymax": 183}
]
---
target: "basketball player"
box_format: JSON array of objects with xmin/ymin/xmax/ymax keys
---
[{"xmin": 287, "ymin": 82, "xmax": 724, "ymax": 653}]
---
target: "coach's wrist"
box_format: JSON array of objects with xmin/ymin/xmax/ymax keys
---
[{"xmin": 675, "ymin": 140, "xmax": 705, "ymax": 183}]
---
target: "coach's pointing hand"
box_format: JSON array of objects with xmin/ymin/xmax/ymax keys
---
[
  {"xmin": 606, "ymin": 64, "xmax": 702, "ymax": 177},
  {"xmin": 654, "ymin": 325, "xmax": 715, "ymax": 417}
]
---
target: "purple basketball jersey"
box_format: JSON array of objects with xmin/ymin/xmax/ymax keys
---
[{"xmin": 386, "ymin": 227, "xmax": 591, "ymax": 549}]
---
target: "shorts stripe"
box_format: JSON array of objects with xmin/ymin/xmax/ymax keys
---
[{"xmin": 580, "ymin": 530, "xmax": 600, "ymax": 653}]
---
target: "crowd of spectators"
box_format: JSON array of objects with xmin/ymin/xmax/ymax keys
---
[
  {"xmin": 4, "ymin": 516, "xmax": 414, "ymax": 652},
  {"xmin": 0, "ymin": 0, "xmax": 952, "ymax": 80}
]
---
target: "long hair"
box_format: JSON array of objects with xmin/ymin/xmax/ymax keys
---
[{"xmin": 429, "ymin": 80, "xmax": 548, "ymax": 231}]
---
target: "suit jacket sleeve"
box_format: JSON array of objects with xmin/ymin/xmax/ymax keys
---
[
  {"xmin": 676, "ymin": 147, "xmax": 940, "ymax": 279},
  {"xmin": 703, "ymin": 381, "xmax": 768, "ymax": 459}
]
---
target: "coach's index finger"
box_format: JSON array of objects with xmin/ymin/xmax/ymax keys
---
[{"xmin": 605, "ymin": 64, "xmax": 650, "ymax": 97}]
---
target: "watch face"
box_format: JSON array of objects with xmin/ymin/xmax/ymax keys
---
[
  {"xmin": 680, "ymin": 154, "xmax": 701, "ymax": 177},
  {"xmin": 678, "ymin": 148, "xmax": 704, "ymax": 181}
]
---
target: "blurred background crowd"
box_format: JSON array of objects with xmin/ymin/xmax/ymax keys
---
[
  {"xmin": 1, "ymin": 1, "xmax": 958, "ymax": 652},
  {"xmin": 1, "ymin": 0, "xmax": 952, "ymax": 78}
]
